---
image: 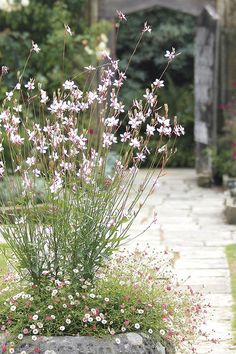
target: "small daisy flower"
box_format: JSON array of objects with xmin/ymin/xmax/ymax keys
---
[
  {"xmin": 134, "ymin": 323, "xmax": 140, "ymax": 330},
  {"xmin": 60, "ymin": 326, "xmax": 65, "ymax": 331},
  {"xmin": 18, "ymin": 333, "xmax": 23, "ymax": 340},
  {"xmin": 66, "ymin": 318, "xmax": 71, "ymax": 324},
  {"xmin": 115, "ymin": 338, "xmax": 121, "ymax": 345},
  {"xmin": 32, "ymin": 335, "xmax": 37, "ymax": 341},
  {"xmin": 32, "ymin": 314, "xmax": 38, "ymax": 320},
  {"xmin": 148, "ymin": 328, "xmax": 153, "ymax": 334},
  {"xmin": 160, "ymin": 329, "xmax": 166, "ymax": 336},
  {"xmin": 10, "ymin": 305, "xmax": 16, "ymax": 311}
]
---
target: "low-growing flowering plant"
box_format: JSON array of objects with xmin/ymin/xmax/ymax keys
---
[{"xmin": 0, "ymin": 249, "xmax": 214, "ymax": 353}]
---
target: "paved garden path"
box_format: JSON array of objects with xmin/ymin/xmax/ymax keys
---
[{"xmin": 129, "ymin": 168, "xmax": 236, "ymax": 354}]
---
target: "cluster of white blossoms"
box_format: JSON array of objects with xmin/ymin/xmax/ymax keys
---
[{"xmin": 0, "ymin": 39, "xmax": 184, "ymax": 197}]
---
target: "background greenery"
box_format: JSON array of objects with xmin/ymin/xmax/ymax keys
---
[
  {"xmin": 0, "ymin": 0, "xmax": 111, "ymax": 96},
  {"xmin": 117, "ymin": 7, "xmax": 195, "ymax": 167}
]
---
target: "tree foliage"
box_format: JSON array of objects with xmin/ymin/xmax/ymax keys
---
[{"xmin": 117, "ymin": 7, "xmax": 195, "ymax": 167}]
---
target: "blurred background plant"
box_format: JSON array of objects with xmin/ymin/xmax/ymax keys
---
[
  {"xmin": 116, "ymin": 7, "xmax": 195, "ymax": 168},
  {"xmin": 0, "ymin": 0, "xmax": 111, "ymax": 97},
  {"xmin": 211, "ymin": 91, "xmax": 236, "ymax": 178}
]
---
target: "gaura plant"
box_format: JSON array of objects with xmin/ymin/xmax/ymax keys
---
[{"xmin": 0, "ymin": 16, "xmax": 184, "ymax": 284}]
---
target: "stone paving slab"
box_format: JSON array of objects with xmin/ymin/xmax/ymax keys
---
[{"xmin": 128, "ymin": 168, "xmax": 236, "ymax": 353}]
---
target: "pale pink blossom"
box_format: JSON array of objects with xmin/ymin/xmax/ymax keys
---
[
  {"xmin": 130, "ymin": 138, "xmax": 141, "ymax": 149},
  {"xmin": 116, "ymin": 10, "xmax": 127, "ymax": 21},
  {"xmin": 25, "ymin": 79, "xmax": 35, "ymax": 91},
  {"xmin": 146, "ymin": 124, "xmax": 155, "ymax": 136},
  {"xmin": 153, "ymin": 79, "xmax": 164, "ymax": 88},
  {"xmin": 142, "ymin": 22, "xmax": 152, "ymax": 33}
]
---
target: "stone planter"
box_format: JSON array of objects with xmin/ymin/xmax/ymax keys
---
[
  {"xmin": 224, "ymin": 191, "xmax": 236, "ymax": 224},
  {"xmin": 223, "ymin": 174, "xmax": 236, "ymax": 190},
  {"xmin": 1, "ymin": 334, "xmax": 175, "ymax": 354}
]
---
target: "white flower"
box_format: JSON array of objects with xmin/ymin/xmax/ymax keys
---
[
  {"xmin": 52, "ymin": 289, "xmax": 58, "ymax": 296},
  {"xmin": 134, "ymin": 323, "xmax": 140, "ymax": 330},
  {"xmin": 153, "ymin": 79, "xmax": 164, "ymax": 88},
  {"xmin": 32, "ymin": 41, "xmax": 40, "ymax": 53},
  {"xmin": 1, "ymin": 66, "xmax": 8, "ymax": 75},
  {"xmin": 9, "ymin": 349, "xmax": 15, "ymax": 354},
  {"xmin": 25, "ymin": 79, "xmax": 35, "ymax": 91},
  {"xmin": 148, "ymin": 328, "xmax": 153, "ymax": 334},
  {"xmin": 135, "ymin": 152, "xmax": 146, "ymax": 162},
  {"xmin": 63, "ymin": 80, "xmax": 76, "ymax": 91},
  {"xmin": 73, "ymin": 268, "xmax": 79, "ymax": 274},
  {"xmin": 137, "ymin": 309, "xmax": 144, "ymax": 314},
  {"xmin": 89, "ymin": 293, "xmax": 96, "ymax": 299},
  {"xmin": 160, "ymin": 329, "xmax": 166, "ymax": 336},
  {"xmin": 116, "ymin": 10, "xmax": 127, "ymax": 21},
  {"xmin": 142, "ymin": 22, "xmax": 152, "ymax": 33},
  {"xmin": 33, "ymin": 329, "xmax": 38, "ymax": 334},
  {"xmin": 63, "ymin": 304, "xmax": 67, "ymax": 308},
  {"xmin": 102, "ymin": 319, "xmax": 107, "ymax": 325},
  {"xmin": 26, "ymin": 156, "xmax": 36, "ymax": 166},
  {"xmin": 60, "ymin": 326, "xmax": 65, "ymax": 331},
  {"xmin": 104, "ymin": 297, "xmax": 110, "ymax": 303},
  {"xmin": 32, "ymin": 169, "xmax": 40, "ymax": 177},
  {"xmin": 37, "ymin": 322, "xmax": 43, "ymax": 329},
  {"xmin": 84, "ymin": 65, "xmax": 96, "ymax": 71},
  {"xmin": 6, "ymin": 91, "xmax": 13, "ymax": 101},
  {"xmin": 96, "ymin": 316, "xmax": 101, "ymax": 322},
  {"xmin": 146, "ymin": 124, "xmax": 155, "ymax": 136},
  {"xmin": 105, "ymin": 116, "xmax": 119, "ymax": 127},
  {"xmin": 30, "ymin": 324, "xmax": 36, "ymax": 330},
  {"xmin": 18, "ymin": 333, "xmax": 23, "ymax": 340},
  {"xmin": 88, "ymin": 317, "xmax": 93, "ymax": 323},
  {"xmin": 66, "ymin": 318, "xmax": 71, "ymax": 324},
  {"xmin": 102, "ymin": 133, "xmax": 117, "ymax": 148},
  {"xmin": 115, "ymin": 338, "xmax": 121, "ymax": 345},
  {"xmin": 130, "ymin": 138, "xmax": 140, "ymax": 149},
  {"xmin": 15, "ymin": 83, "xmax": 21, "ymax": 90},
  {"xmin": 164, "ymin": 47, "xmax": 177, "ymax": 62},
  {"xmin": 65, "ymin": 24, "xmax": 72, "ymax": 36},
  {"xmin": 40, "ymin": 89, "xmax": 48, "ymax": 104},
  {"xmin": 32, "ymin": 314, "xmax": 38, "ymax": 320},
  {"xmin": 10, "ymin": 305, "xmax": 16, "ymax": 311},
  {"xmin": 120, "ymin": 132, "xmax": 131, "ymax": 142},
  {"xmin": 32, "ymin": 335, "xmax": 37, "ymax": 341},
  {"xmin": 20, "ymin": 351, "xmax": 27, "ymax": 354}
]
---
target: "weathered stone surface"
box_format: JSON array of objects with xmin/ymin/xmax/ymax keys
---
[
  {"xmin": 1, "ymin": 334, "xmax": 175, "ymax": 354},
  {"xmin": 225, "ymin": 194, "xmax": 236, "ymax": 224}
]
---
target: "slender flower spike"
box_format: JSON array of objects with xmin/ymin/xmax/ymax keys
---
[
  {"xmin": 32, "ymin": 41, "xmax": 40, "ymax": 53},
  {"xmin": 142, "ymin": 22, "xmax": 152, "ymax": 33},
  {"xmin": 116, "ymin": 10, "xmax": 127, "ymax": 21}
]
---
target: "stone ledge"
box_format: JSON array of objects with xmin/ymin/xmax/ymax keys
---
[{"xmin": 1, "ymin": 333, "xmax": 175, "ymax": 354}]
